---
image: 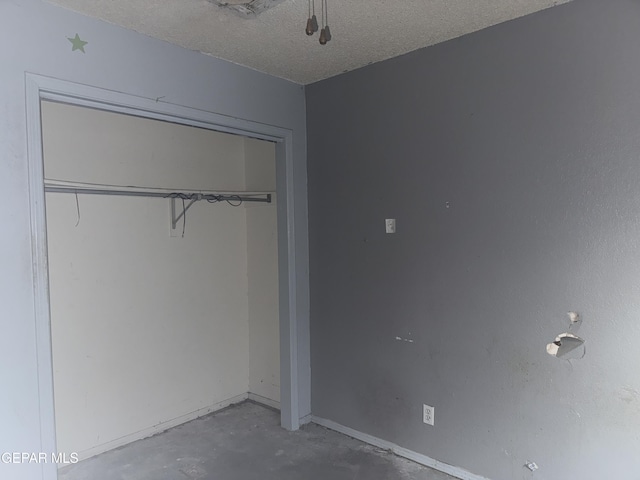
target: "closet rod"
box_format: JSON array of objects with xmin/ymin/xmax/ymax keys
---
[{"xmin": 44, "ymin": 185, "xmax": 272, "ymax": 203}]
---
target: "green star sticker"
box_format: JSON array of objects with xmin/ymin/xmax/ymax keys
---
[{"xmin": 67, "ymin": 34, "xmax": 88, "ymax": 53}]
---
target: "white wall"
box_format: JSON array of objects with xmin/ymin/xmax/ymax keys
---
[
  {"xmin": 1, "ymin": 2, "xmax": 308, "ymax": 477},
  {"xmin": 43, "ymin": 101, "xmax": 254, "ymax": 458},
  {"xmin": 43, "ymin": 103, "xmax": 247, "ymax": 191},
  {"xmin": 245, "ymin": 138, "xmax": 280, "ymax": 404}
]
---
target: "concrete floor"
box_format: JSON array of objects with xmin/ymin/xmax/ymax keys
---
[{"xmin": 58, "ymin": 401, "xmax": 456, "ymax": 480}]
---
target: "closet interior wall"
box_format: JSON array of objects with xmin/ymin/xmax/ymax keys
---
[{"xmin": 42, "ymin": 101, "xmax": 279, "ymax": 460}]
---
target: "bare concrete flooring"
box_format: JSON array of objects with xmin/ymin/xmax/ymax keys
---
[{"xmin": 59, "ymin": 401, "xmax": 456, "ymax": 480}]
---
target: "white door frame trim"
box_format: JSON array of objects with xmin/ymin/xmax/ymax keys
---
[{"xmin": 25, "ymin": 73, "xmax": 303, "ymax": 479}]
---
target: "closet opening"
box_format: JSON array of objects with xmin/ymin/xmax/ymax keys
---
[
  {"xmin": 41, "ymin": 99, "xmax": 281, "ymax": 464},
  {"xmin": 25, "ymin": 75, "xmax": 307, "ymax": 480}
]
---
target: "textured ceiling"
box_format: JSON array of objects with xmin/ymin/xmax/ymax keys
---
[{"xmin": 47, "ymin": 0, "xmax": 571, "ymax": 84}]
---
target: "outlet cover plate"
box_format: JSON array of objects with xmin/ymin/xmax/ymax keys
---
[{"xmin": 423, "ymin": 404, "xmax": 434, "ymax": 426}]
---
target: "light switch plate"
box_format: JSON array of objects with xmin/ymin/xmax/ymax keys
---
[{"xmin": 385, "ymin": 218, "xmax": 396, "ymax": 234}]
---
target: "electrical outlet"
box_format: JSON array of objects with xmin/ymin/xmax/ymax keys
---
[{"xmin": 423, "ymin": 404, "xmax": 435, "ymax": 426}]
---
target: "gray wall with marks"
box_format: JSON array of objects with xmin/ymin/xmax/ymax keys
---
[{"xmin": 306, "ymin": 0, "xmax": 640, "ymax": 478}]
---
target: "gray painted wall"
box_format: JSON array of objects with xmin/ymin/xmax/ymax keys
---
[
  {"xmin": 0, "ymin": 2, "xmax": 308, "ymax": 479},
  {"xmin": 306, "ymin": 1, "xmax": 640, "ymax": 478}
]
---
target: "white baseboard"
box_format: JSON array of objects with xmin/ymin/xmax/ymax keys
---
[
  {"xmin": 311, "ymin": 416, "xmax": 491, "ymax": 480},
  {"xmin": 299, "ymin": 413, "xmax": 313, "ymax": 426},
  {"xmin": 72, "ymin": 393, "xmax": 249, "ymax": 463},
  {"xmin": 248, "ymin": 392, "xmax": 280, "ymax": 410},
  {"xmin": 68, "ymin": 396, "xmax": 484, "ymax": 480},
  {"xmin": 246, "ymin": 393, "xmax": 314, "ymax": 428}
]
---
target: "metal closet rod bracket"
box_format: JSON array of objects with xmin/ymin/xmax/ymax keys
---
[{"xmin": 170, "ymin": 196, "xmax": 199, "ymax": 230}]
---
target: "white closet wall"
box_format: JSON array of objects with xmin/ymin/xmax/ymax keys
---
[{"xmin": 42, "ymin": 101, "xmax": 278, "ymax": 460}]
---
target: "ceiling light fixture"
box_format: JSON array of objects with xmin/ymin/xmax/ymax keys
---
[
  {"xmin": 306, "ymin": 0, "xmax": 331, "ymax": 45},
  {"xmin": 208, "ymin": 0, "xmax": 286, "ymax": 18}
]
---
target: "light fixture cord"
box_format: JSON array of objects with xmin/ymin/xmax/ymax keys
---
[{"xmin": 323, "ymin": 0, "xmax": 328, "ymax": 27}]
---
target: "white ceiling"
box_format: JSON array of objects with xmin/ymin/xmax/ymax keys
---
[{"xmin": 48, "ymin": 0, "xmax": 571, "ymax": 85}]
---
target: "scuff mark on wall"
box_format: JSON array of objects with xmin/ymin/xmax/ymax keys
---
[
  {"xmin": 620, "ymin": 387, "xmax": 640, "ymax": 404},
  {"xmin": 394, "ymin": 336, "xmax": 414, "ymax": 343}
]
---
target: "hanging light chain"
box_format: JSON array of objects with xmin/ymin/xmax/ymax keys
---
[
  {"xmin": 305, "ymin": 0, "xmax": 330, "ymax": 44},
  {"xmin": 305, "ymin": 0, "xmax": 318, "ymax": 36}
]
